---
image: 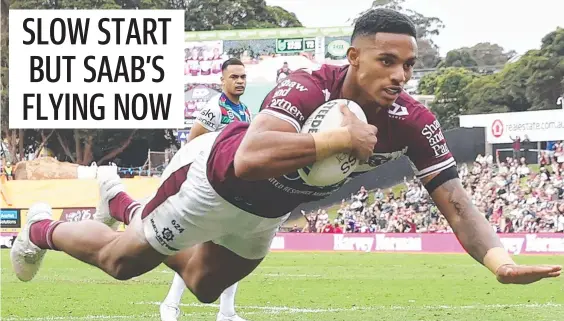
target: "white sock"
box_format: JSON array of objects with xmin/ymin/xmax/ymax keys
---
[
  {"xmin": 219, "ymin": 282, "xmax": 238, "ymax": 316},
  {"xmin": 163, "ymin": 273, "xmax": 187, "ymax": 305}
]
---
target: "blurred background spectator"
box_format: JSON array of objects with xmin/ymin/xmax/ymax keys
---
[{"xmin": 288, "ymin": 153, "xmax": 563, "ymax": 234}]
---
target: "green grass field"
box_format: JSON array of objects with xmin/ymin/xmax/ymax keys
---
[{"xmin": 1, "ymin": 250, "xmax": 563, "ymax": 321}]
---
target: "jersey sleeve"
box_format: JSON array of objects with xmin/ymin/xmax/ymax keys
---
[
  {"xmin": 259, "ymin": 71, "xmax": 326, "ymax": 132},
  {"xmin": 194, "ymin": 99, "xmax": 222, "ymax": 132},
  {"xmin": 243, "ymin": 103, "xmax": 253, "ymax": 122},
  {"xmin": 406, "ymin": 110, "xmax": 456, "ymax": 179}
]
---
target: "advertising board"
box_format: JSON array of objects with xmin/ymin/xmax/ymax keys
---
[
  {"xmin": 459, "ymin": 109, "xmax": 564, "ymax": 144},
  {"xmin": 269, "ymin": 233, "xmax": 564, "ymax": 255},
  {"xmin": 181, "ymin": 27, "xmax": 353, "ymax": 131}
]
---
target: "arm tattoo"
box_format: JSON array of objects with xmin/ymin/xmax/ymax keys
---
[
  {"xmin": 440, "ymin": 179, "xmax": 470, "ymax": 217},
  {"xmin": 434, "ymin": 179, "xmax": 503, "ymax": 265}
]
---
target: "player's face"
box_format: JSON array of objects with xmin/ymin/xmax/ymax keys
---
[
  {"xmin": 222, "ymin": 65, "xmax": 247, "ymax": 97},
  {"xmin": 349, "ymin": 32, "xmax": 417, "ymax": 107}
]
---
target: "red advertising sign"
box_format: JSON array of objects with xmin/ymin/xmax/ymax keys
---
[{"xmin": 271, "ymin": 233, "xmax": 564, "ymax": 255}]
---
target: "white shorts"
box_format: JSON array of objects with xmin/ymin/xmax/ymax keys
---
[{"xmin": 138, "ymin": 132, "xmax": 289, "ymax": 260}]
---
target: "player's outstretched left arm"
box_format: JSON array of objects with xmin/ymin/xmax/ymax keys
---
[{"xmin": 423, "ymin": 173, "xmax": 562, "ymax": 284}]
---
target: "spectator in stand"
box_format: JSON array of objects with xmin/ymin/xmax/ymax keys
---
[
  {"xmin": 357, "ymin": 186, "xmax": 369, "ymax": 204},
  {"xmin": 405, "ymin": 181, "xmax": 423, "ymax": 208},
  {"xmin": 350, "ymin": 197, "xmax": 364, "ymax": 215},
  {"xmin": 374, "ymin": 188, "xmax": 384, "ymax": 202},
  {"xmin": 386, "ymin": 189, "xmax": 395, "ymax": 201},
  {"xmin": 276, "ymin": 62, "xmax": 292, "ymax": 82},
  {"xmin": 557, "ymin": 203, "xmax": 564, "ymax": 233},
  {"xmin": 517, "ymin": 158, "xmax": 531, "ymax": 177},
  {"xmin": 510, "ymin": 135, "xmax": 530, "ymax": 160},
  {"xmin": 475, "ymin": 154, "xmax": 493, "ymax": 166},
  {"xmin": 540, "ymin": 151, "xmax": 551, "ymax": 168},
  {"xmin": 333, "ymin": 223, "xmax": 343, "ymax": 233},
  {"xmin": 289, "ymin": 224, "xmax": 301, "ymax": 232},
  {"xmin": 4, "ymin": 161, "xmax": 13, "ymax": 180},
  {"xmin": 316, "ymin": 210, "xmax": 329, "ymax": 232},
  {"xmin": 301, "ymin": 210, "xmax": 319, "ymax": 233},
  {"xmin": 554, "ymin": 141, "xmax": 564, "ymax": 164}
]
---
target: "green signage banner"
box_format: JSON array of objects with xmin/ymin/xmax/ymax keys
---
[
  {"xmin": 184, "ymin": 26, "xmax": 353, "ymax": 41},
  {"xmin": 275, "ymin": 38, "xmax": 316, "ymax": 53}
]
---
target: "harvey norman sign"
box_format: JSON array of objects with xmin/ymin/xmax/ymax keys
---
[{"xmin": 459, "ymin": 109, "xmax": 564, "ymax": 144}]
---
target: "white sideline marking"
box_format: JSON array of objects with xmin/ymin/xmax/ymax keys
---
[
  {"xmin": 137, "ymin": 301, "xmax": 563, "ymax": 313},
  {"xmin": 262, "ymin": 273, "xmax": 323, "ymax": 277},
  {"xmin": 154, "ymin": 269, "xmax": 323, "ymax": 278},
  {"xmin": 5, "ymin": 302, "xmax": 562, "ymax": 320},
  {"xmin": 2, "ymin": 315, "xmax": 160, "ymax": 321}
]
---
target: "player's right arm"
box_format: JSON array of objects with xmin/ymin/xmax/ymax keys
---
[
  {"xmin": 186, "ymin": 122, "xmax": 210, "ymax": 141},
  {"xmin": 233, "ymin": 73, "xmax": 377, "ymax": 181}
]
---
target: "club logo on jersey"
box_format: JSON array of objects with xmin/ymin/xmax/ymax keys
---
[
  {"xmin": 388, "ymin": 103, "xmax": 409, "ymax": 118},
  {"xmin": 162, "ymin": 228, "xmax": 174, "ymax": 242},
  {"xmin": 421, "ymin": 119, "xmax": 450, "ymax": 158},
  {"xmin": 150, "ymin": 218, "xmax": 178, "ymax": 252}
]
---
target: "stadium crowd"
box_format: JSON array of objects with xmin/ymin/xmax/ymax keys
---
[{"xmin": 292, "ymin": 148, "xmax": 564, "ymax": 234}]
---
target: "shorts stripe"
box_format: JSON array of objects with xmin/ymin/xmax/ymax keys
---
[{"xmin": 141, "ymin": 164, "xmax": 191, "ymax": 219}]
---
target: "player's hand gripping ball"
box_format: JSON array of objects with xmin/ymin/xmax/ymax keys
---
[{"xmin": 298, "ymin": 99, "xmax": 368, "ymax": 187}]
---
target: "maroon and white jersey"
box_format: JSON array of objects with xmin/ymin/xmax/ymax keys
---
[{"xmin": 207, "ymin": 64, "xmax": 455, "ymax": 218}]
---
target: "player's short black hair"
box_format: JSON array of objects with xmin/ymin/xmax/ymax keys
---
[
  {"xmin": 221, "ymin": 58, "xmax": 244, "ymax": 71},
  {"xmin": 351, "ymin": 8, "xmax": 417, "ymax": 42}
]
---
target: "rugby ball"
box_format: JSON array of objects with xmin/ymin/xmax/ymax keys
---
[{"xmin": 298, "ymin": 99, "xmax": 367, "ymax": 187}]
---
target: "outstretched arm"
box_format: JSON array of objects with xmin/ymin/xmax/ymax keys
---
[
  {"xmin": 403, "ymin": 107, "xmax": 560, "ymax": 284},
  {"xmin": 422, "ymin": 171, "xmax": 561, "ymax": 284},
  {"xmin": 425, "ymin": 174, "xmax": 504, "ymax": 264}
]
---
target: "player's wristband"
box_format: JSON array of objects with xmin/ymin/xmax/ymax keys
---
[
  {"xmin": 311, "ymin": 128, "xmax": 352, "ymax": 161},
  {"xmin": 483, "ymin": 247, "xmax": 516, "ymax": 275}
]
